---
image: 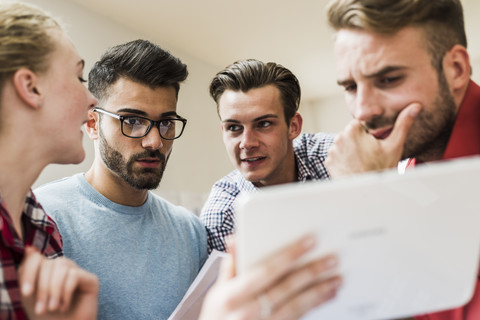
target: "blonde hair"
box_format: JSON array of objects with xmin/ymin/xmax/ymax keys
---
[{"xmin": 0, "ymin": 2, "xmax": 61, "ymax": 87}]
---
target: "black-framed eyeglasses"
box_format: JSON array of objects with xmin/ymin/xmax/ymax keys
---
[{"xmin": 93, "ymin": 108, "xmax": 187, "ymax": 140}]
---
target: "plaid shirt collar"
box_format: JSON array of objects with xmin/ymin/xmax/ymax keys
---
[
  {"xmin": 237, "ymin": 174, "xmax": 257, "ymax": 192},
  {"xmin": 0, "ymin": 190, "xmax": 56, "ymax": 249},
  {"xmin": 295, "ymin": 152, "xmax": 314, "ymax": 182}
]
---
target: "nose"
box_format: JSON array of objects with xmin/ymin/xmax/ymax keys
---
[
  {"xmin": 239, "ymin": 128, "xmax": 259, "ymax": 150},
  {"xmin": 87, "ymin": 90, "xmax": 98, "ymax": 110},
  {"xmin": 141, "ymin": 126, "xmax": 164, "ymax": 150},
  {"xmin": 352, "ymin": 85, "xmax": 384, "ymax": 122}
]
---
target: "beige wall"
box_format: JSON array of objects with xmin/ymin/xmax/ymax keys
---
[
  {"xmin": 28, "ymin": 0, "xmax": 233, "ymax": 204},
  {"xmin": 28, "ymin": 0, "xmax": 350, "ymax": 211},
  {"xmin": 27, "ymin": 0, "xmax": 480, "ymax": 212}
]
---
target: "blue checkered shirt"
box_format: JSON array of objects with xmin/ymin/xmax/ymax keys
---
[{"xmin": 200, "ymin": 132, "xmax": 335, "ymax": 252}]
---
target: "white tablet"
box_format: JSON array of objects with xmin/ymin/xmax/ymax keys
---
[{"xmin": 235, "ymin": 156, "xmax": 480, "ymax": 320}]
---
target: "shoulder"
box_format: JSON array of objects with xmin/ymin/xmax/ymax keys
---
[
  {"xmin": 200, "ymin": 170, "xmax": 256, "ymax": 229},
  {"xmin": 150, "ymin": 193, "xmax": 208, "ymax": 257},
  {"xmin": 35, "ymin": 174, "xmax": 80, "ymax": 197},
  {"xmin": 34, "ymin": 174, "xmax": 81, "ymax": 210},
  {"xmin": 34, "ymin": 174, "xmax": 92, "ymax": 225},
  {"xmin": 293, "ymin": 133, "xmax": 336, "ymax": 181},
  {"xmin": 202, "ymin": 170, "xmax": 254, "ymax": 214},
  {"xmin": 211, "ymin": 170, "xmax": 254, "ymax": 196},
  {"xmin": 150, "ymin": 193, "xmax": 205, "ymax": 231},
  {"xmin": 293, "ymin": 132, "xmax": 336, "ymax": 154}
]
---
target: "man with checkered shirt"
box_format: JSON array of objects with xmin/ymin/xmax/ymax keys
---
[{"xmin": 201, "ymin": 59, "xmax": 335, "ymax": 252}]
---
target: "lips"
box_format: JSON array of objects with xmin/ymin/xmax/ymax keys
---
[
  {"xmin": 242, "ymin": 156, "xmax": 265, "ymax": 162},
  {"xmin": 136, "ymin": 158, "xmax": 162, "ymax": 168},
  {"xmin": 368, "ymin": 128, "xmax": 393, "ymax": 140},
  {"xmin": 241, "ymin": 156, "xmax": 266, "ymax": 167}
]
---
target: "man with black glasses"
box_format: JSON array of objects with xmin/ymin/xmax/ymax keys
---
[
  {"xmin": 35, "ymin": 39, "xmax": 208, "ymax": 320},
  {"xmin": 35, "ymin": 39, "xmax": 341, "ymax": 320}
]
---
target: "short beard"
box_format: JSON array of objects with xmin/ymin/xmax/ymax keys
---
[
  {"xmin": 98, "ymin": 129, "xmax": 168, "ymax": 190},
  {"xmin": 364, "ymin": 70, "xmax": 457, "ymax": 162},
  {"xmin": 402, "ymin": 72, "xmax": 457, "ymax": 161}
]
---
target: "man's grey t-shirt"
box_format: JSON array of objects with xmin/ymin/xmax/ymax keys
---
[{"xmin": 35, "ymin": 173, "xmax": 208, "ymax": 320}]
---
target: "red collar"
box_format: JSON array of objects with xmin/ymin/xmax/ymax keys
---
[
  {"xmin": 406, "ymin": 80, "xmax": 480, "ymax": 169},
  {"xmin": 442, "ymin": 80, "xmax": 480, "ymax": 160}
]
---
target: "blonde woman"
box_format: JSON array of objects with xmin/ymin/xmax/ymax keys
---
[{"xmin": 0, "ymin": 2, "xmax": 98, "ymax": 319}]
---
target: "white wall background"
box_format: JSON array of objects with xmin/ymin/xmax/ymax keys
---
[
  {"xmin": 27, "ymin": 0, "xmax": 239, "ymax": 212},
  {"xmin": 26, "ymin": 0, "xmax": 479, "ymax": 213}
]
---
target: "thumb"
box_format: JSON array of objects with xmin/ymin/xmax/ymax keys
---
[
  {"xmin": 385, "ymin": 103, "xmax": 421, "ymax": 149},
  {"xmin": 218, "ymin": 236, "xmax": 237, "ymax": 280},
  {"xmin": 19, "ymin": 246, "xmax": 42, "ymax": 297},
  {"xmin": 19, "ymin": 246, "xmax": 38, "ymax": 273}
]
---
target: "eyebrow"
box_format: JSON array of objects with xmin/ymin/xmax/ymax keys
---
[
  {"xmin": 222, "ymin": 114, "xmax": 279, "ymax": 123},
  {"xmin": 78, "ymin": 59, "xmax": 85, "ymax": 68},
  {"xmin": 337, "ymin": 65, "xmax": 407, "ymax": 86},
  {"xmin": 116, "ymin": 108, "xmax": 179, "ymax": 118}
]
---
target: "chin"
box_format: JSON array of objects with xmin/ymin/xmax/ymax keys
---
[
  {"xmin": 73, "ymin": 150, "xmax": 86, "ymax": 164},
  {"xmin": 242, "ymin": 172, "xmax": 263, "ymax": 183},
  {"xmin": 57, "ymin": 149, "xmax": 86, "ymax": 165}
]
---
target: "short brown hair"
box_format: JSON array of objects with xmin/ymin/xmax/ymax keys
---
[
  {"xmin": 327, "ymin": 0, "xmax": 467, "ymax": 72},
  {"xmin": 209, "ymin": 59, "xmax": 301, "ymax": 124}
]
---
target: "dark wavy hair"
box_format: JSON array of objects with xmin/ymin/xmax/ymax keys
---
[{"xmin": 88, "ymin": 39, "xmax": 188, "ymax": 104}]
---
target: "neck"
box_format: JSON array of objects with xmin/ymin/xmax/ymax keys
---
[
  {"xmin": 0, "ymin": 136, "xmax": 45, "ymax": 239},
  {"xmin": 0, "ymin": 82, "xmax": 51, "ymax": 239},
  {"xmin": 85, "ymin": 160, "xmax": 148, "ymax": 206}
]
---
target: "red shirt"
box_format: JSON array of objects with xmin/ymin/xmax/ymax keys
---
[
  {"xmin": 415, "ymin": 80, "xmax": 480, "ymax": 320},
  {"xmin": 0, "ymin": 190, "xmax": 63, "ymax": 320}
]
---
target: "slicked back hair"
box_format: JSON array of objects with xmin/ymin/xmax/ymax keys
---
[{"xmin": 209, "ymin": 59, "xmax": 301, "ymax": 124}]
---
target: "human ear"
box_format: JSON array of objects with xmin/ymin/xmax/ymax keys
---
[
  {"xmin": 443, "ymin": 44, "xmax": 470, "ymax": 95},
  {"xmin": 288, "ymin": 113, "xmax": 303, "ymax": 140},
  {"xmin": 85, "ymin": 108, "xmax": 100, "ymax": 140},
  {"xmin": 12, "ymin": 68, "xmax": 43, "ymax": 109}
]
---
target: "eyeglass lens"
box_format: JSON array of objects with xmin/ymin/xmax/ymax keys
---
[{"xmin": 122, "ymin": 117, "xmax": 183, "ymax": 139}]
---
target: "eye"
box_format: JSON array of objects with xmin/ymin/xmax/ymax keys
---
[
  {"xmin": 226, "ymin": 124, "xmax": 242, "ymax": 132},
  {"xmin": 376, "ymin": 75, "xmax": 404, "ymax": 89},
  {"xmin": 257, "ymin": 120, "xmax": 272, "ymax": 128},
  {"xmin": 379, "ymin": 76, "xmax": 401, "ymax": 85},
  {"xmin": 123, "ymin": 117, "xmax": 144, "ymax": 126},
  {"xmin": 78, "ymin": 77, "xmax": 87, "ymax": 83},
  {"xmin": 159, "ymin": 119, "xmax": 173, "ymax": 128},
  {"xmin": 343, "ymin": 83, "xmax": 357, "ymax": 92}
]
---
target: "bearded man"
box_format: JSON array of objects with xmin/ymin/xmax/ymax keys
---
[{"xmin": 35, "ymin": 39, "xmax": 208, "ymax": 320}]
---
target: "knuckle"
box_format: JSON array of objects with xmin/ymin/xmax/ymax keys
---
[
  {"xmin": 327, "ymin": 146, "xmax": 337, "ymax": 159},
  {"xmin": 68, "ymin": 267, "xmax": 80, "ymax": 280},
  {"xmin": 221, "ymin": 294, "xmax": 238, "ymax": 311},
  {"xmin": 237, "ymin": 313, "xmax": 250, "ymax": 320},
  {"xmin": 92, "ymin": 273, "xmax": 100, "ymax": 284},
  {"xmin": 345, "ymin": 122, "xmax": 357, "ymax": 135},
  {"xmin": 286, "ymin": 298, "xmax": 305, "ymax": 319},
  {"xmin": 314, "ymin": 278, "xmax": 339, "ymax": 302},
  {"xmin": 333, "ymin": 133, "xmax": 342, "ymax": 143}
]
